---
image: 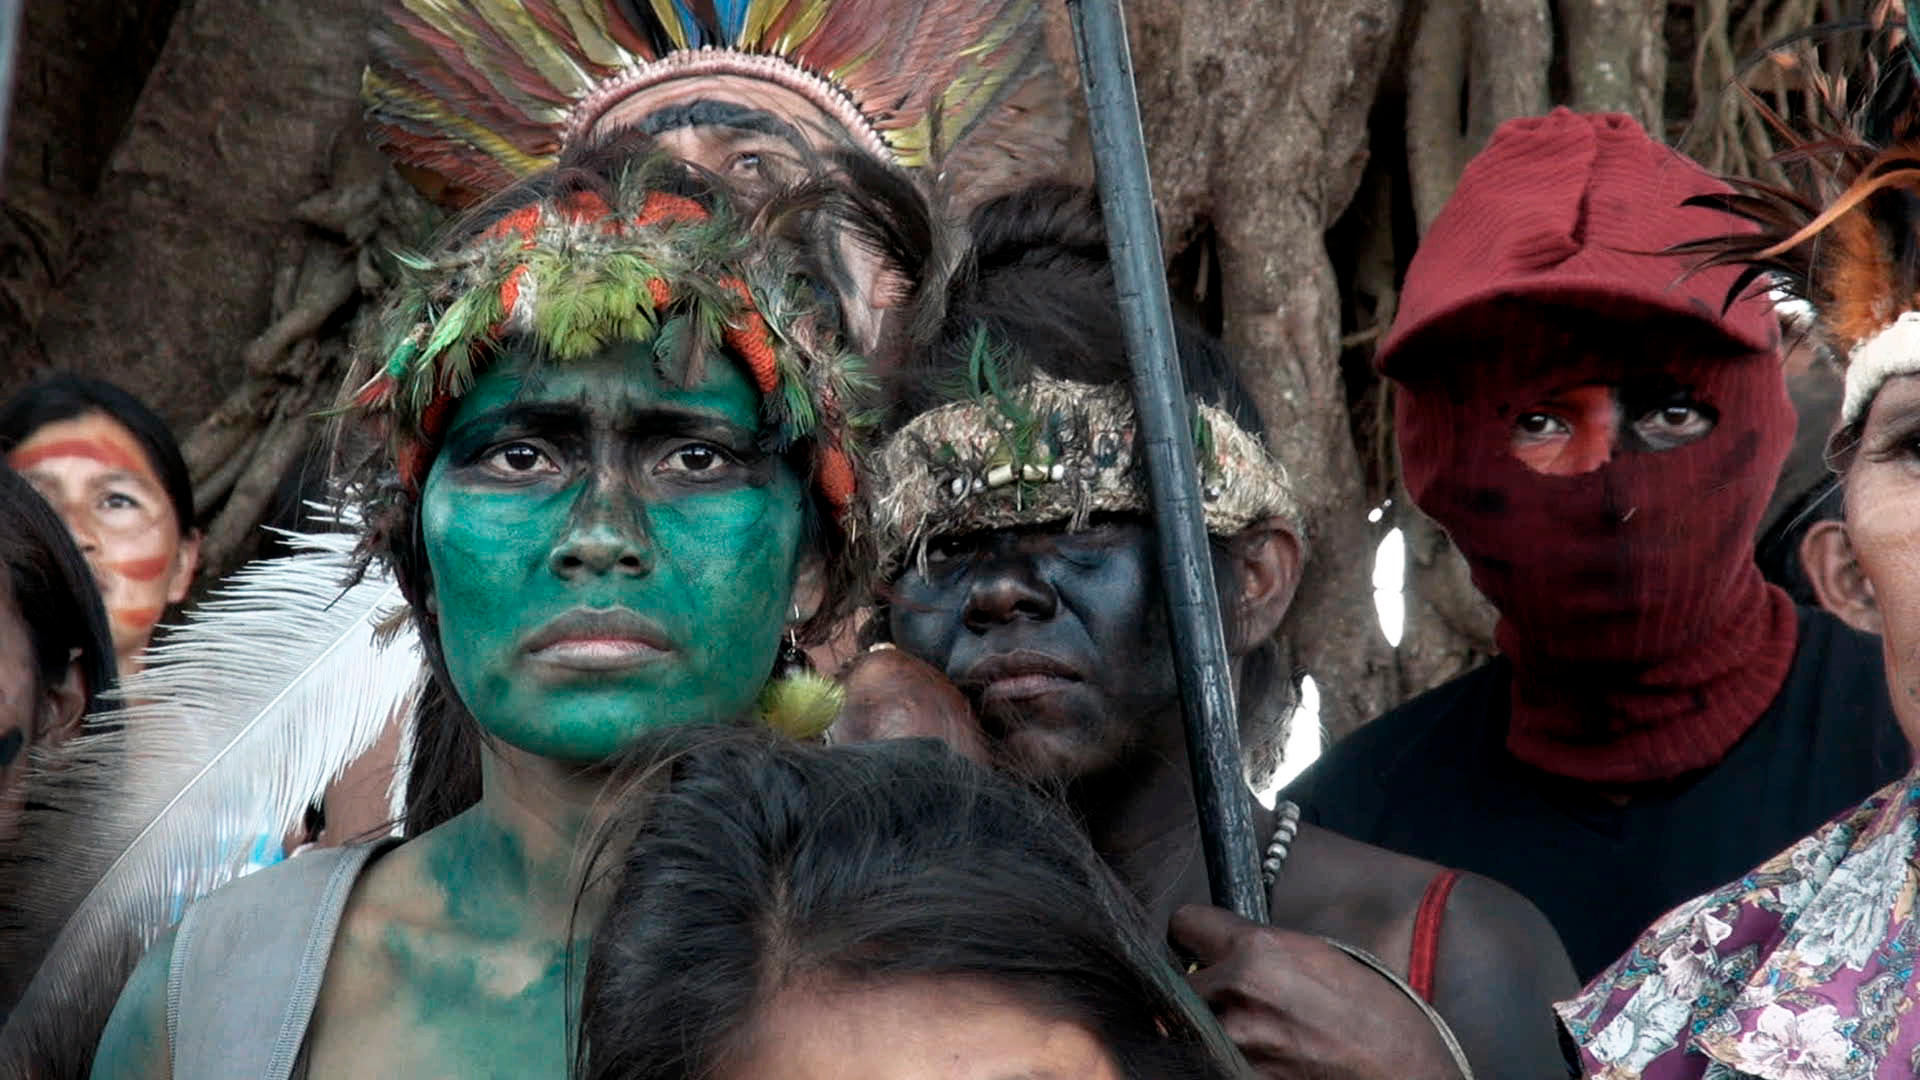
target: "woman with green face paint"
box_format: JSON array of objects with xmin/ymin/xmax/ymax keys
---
[{"xmin": 85, "ymin": 139, "xmax": 908, "ymax": 1080}]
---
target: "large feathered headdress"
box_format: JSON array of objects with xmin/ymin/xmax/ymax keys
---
[
  {"xmin": 362, "ymin": 0, "xmax": 1070, "ymax": 207},
  {"xmin": 1673, "ymin": 0, "xmax": 1920, "ymax": 429}
]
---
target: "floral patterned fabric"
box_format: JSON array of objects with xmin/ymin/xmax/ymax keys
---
[{"xmin": 1557, "ymin": 769, "xmax": 1920, "ymax": 1080}]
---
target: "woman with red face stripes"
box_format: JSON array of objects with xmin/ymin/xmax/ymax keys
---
[{"xmin": 1, "ymin": 377, "xmax": 201, "ymax": 678}]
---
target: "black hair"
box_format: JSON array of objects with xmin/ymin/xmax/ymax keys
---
[
  {"xmin": 0, "ymin": 464, "xmax": 116, "ymax": 714},
  {"xmin": 893, "ymin": 184, "xmax": 1265, "ymax": 438},
  {"xmin": 1758, "ymin": 371, "xmax": 1848, "ymax": 608},
  {"xmin": 888, "ymin": 184, "xmax": 1293, "ymax": 775},
  {"xmin": 0, "ymin": 375, "xmax": 196, "ymax": 539},
  {"xmin": 1757, "ymin": 474, "xmax": 1843, "ymax": 606},
  {"xmin": 576, "ymin": 727, "xmax": 1247, "ymax": 1080},
  {"xmin": 351, "ymin": 131, "xmax": 934, "ymax": 835}
]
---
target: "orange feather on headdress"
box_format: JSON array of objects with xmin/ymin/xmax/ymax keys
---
[{"xmin": 1671, "ymin": 3, "xmax": 1920, "ymax": 412}]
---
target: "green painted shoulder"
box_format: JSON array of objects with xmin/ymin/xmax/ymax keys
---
[{"xmin": 91, "ymin": 924, "xmax": 175, "ymax": 1080}]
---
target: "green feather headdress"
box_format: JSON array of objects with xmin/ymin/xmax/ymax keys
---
[{"xmin": 345, "ymin": 155, "xmax": 872, "ymax": 514}]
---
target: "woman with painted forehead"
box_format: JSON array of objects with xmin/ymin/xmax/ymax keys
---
[{"xmin": 86, "ymin": 139, "xmax": 902, "ymax": 1079}]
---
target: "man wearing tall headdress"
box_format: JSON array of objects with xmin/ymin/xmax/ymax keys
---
[
  {"xmin": 363, "ymin": 0, "xmax": 1071, "ymax": 350},
  {"xmin": 365, "ymin": 0, "xmax": 1068, "ymax": 201}
]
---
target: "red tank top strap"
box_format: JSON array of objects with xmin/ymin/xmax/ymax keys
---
[{"xmin": 1407, "ymin": 868, "xmax": 1462, "ymax": 1002}]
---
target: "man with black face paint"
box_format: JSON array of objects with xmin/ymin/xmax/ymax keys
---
[
  {"xmin": 839, "ymin": 186, "xmax": 1578, "ymax": 1080},
  {"xmin": 1283, "ymin": 109, "xmax": 1909, "ymax": 981}
]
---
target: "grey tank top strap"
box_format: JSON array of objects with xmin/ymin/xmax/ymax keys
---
[{"xmin": 166, "ymin": 843, "xmax": 383, "ymax": 1080}]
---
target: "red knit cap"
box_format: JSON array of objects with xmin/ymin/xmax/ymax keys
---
[
  {"xmin": 1383, "ymin": 110, "xmax": 1797, "ymax": 785},
  {"xmin": 1381, "ymin": 109, "xmax": 1775, "ymax": 371}
]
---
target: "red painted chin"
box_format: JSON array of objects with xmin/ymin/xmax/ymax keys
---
[{"xmin": 111, "ymin": 606, "xmax": 164, "ymax": 632}]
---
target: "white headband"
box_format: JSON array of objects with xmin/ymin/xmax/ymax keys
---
[{"xmin": 1842, "ymin": 310, "xmax": 1920, "ymax": 427}]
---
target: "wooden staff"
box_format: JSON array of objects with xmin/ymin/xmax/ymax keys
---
[{"xmin": 1066, "ymin": 0, "xmax": 1268, "ymax": 922}]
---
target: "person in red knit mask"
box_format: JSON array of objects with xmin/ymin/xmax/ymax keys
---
[{"xmin": 1283, "ymin": 109, "xmax": 1909, "ymax": 980}]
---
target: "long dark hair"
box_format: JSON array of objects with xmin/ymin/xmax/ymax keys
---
[
  {"xmin": 0, "ymin": 375, "xmax": 196, "ymax": 540},
  {"xmin": 576, "ymin": 728, "xmax": 1247, "ymax": 1080},
  {"xmin": 0, "ymin": 464, "xmax": 116, "ymax": 716}
]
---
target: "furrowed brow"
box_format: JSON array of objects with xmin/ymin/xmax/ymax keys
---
[
  {"xmin": 445, "ymin": 401, "xmax": 587, "ymax": 442},
  {"xmin": 615, "ymin": 405, "xmax": 758, "ymax": 445}
]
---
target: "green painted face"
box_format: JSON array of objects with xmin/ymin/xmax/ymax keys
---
[{"xmin": 420, "ymin": 344, "xmax": 808, "ymax": 762}]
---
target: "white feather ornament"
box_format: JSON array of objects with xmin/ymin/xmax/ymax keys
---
[{"xmin": 0, "ymin": 527, "xmax": 422, "ymax": 1077}]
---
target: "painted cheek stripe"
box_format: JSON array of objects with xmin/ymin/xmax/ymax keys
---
[
  {"xmin": 9, "ymin": 438, "xmax": 152, "ymax": 478},
  {"xmin": 111, "ymin": 555, "xmax": 175, "ymax": 584}
]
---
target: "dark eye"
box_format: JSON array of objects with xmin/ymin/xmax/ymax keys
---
[
  {"xmin": 728, "ymin": 151, "xmax": 762, "ymax": 176},
  {"xmin": 658, "ymin": 442, "xmax": 736, "ymax": 477},
  {"xmin": 482, "ymin": 441, "xmax": 557, "ymax": 475},
  {"xmin": 1633, "ymin": 402, "xmax": 1715, "ymax": 450},
  {"xmin": 925, "ymin": 534, "xmax": 978, "ymax": 565},
  {"xmin": 1514, "ymin": 412, "xmax": 1568, "ymax": 439},
  {"xmin": 101, "ymin": 491, "xmax": 141, "ymax": 511}
]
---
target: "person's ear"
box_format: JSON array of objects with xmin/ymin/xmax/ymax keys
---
[
  {"xmin": 40, "ymin": 648, "xmax": 90, "ymax": 746},
  {"xmin": 166, "ymin": 528, "xmax": 203, "ymax": 606},
  {"xmin": 1226, "ymin": 517, "xmax": 1304, "ymax": 652},
  {"xmin": 790, "ymin": 550, "xmax": 828, "ymax": 626},
  {"xmin": 1800, "ymin": 520, "xmax": 1880, "ymax": 635}
]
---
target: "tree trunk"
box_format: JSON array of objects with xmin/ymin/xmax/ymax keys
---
[
  {"xmin": 0, "ymin": 0, "xmax": 181, "ymax": 398},
  {"xmin": 5, "ymin": 0, "xmax": 418, "ymax": 577},
  {"xmin": 1122, "ymin": 0, "xmax": 1405, "ymax": 739},
  {"xmin": 1561, "ymin": 0, "xmax": 1668, "ymax": 131},
  {"xmin": 29, "ymin": 0, "xmax": 375, "ymax": 431}
]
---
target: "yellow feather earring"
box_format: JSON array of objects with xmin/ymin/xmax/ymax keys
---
[{"xmin": 757, "ymin": 610, "xmax": 843, "ymax": 740}]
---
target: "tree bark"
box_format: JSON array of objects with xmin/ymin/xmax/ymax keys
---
[
  {"xmin": 1122, "ymin": 0, "xmax": 1405, "ymax": 739},
  {"xmin": 1561, "ymin": 0, "xmax": 1668, "ymax": 132},
  {"xmin": 26, "ymin": 0, "xmax": 375, "ymax": 433},
  {"xmin": 1471, "ymin": 0, "xmax": 1553, "ymax": 141},
  {"xmin": 0, "ymin": 0, "xmax": 181, "ymax": 400},
  {"xmin": 1405, "ymin": 0, "xmax": 1549, "ymax": 232},
  {"xmin": 1406, "ymin": 0, "xmax": 1472, "ymax": 231}
]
